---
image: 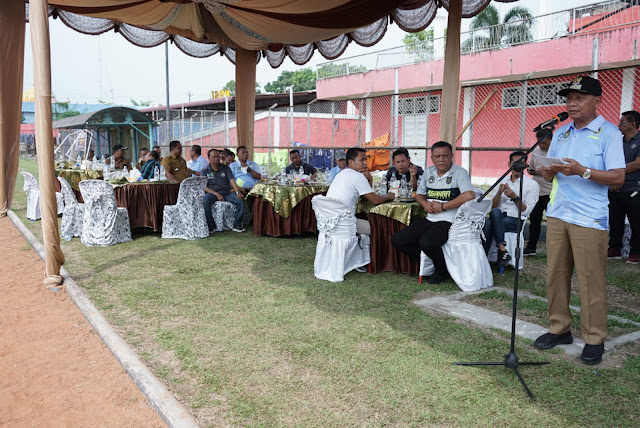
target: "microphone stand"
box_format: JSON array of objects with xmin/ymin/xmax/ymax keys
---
[{"xmin": 454, "ymin": 126, "xmax": 556, "ymax": 402}]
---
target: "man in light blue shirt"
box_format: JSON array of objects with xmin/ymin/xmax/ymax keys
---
[
  {"xmin": 230, "ymin": 145, "xmax": 262, "ymax": 194},
  {"xmin": 533, "ymin": 76, "xmax": 625, "ymax": 366},
  {"xmin": 187, "ymin": 145, "xmax": 209, "ymax": 177},
  {"xmin": 328, "ymin": 150, "xmax": 347, "ymax": 182}
]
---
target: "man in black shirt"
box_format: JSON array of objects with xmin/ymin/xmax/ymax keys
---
[
  {"xmin": 202, "ymin": 149, "xmax": 245, "ymax": 233},
  {"xmin": 385, "ymin": 147, "xmax": 423, "ymax": 191},
  {"xmin": 285, "ymin": 149, "xmax": 317, "ymax": 179}
]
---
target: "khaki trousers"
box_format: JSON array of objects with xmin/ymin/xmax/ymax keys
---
[{"xmin": 546, "ymin": 218, "xmax": 608, "ymax": 344}]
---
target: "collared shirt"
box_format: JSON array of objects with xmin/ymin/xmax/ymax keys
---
[
  {"xmin": 547, "ymin": 115, "xmax": 625, "ymax": 230},
  {"xmin": 187, "ymin": 155, "xmax": 209, "ymax": 177},
  {"xmin": 528, "ymin": 147, "xmax": 553, "ymax": 196},
  {"xmin": 202, "ymin": 164, "xmax": 235, "ymax": 195},
  {"xmin": 621, "ymin": 131, "xmax": 640, "ymax": 192},
  {"xmin": 328, "ymin": 165, "xmax": 345, "ymax": 183},
  {"xmin": 493, "ymin": 175, "xmax": 540, "ymax": 220},
  {"xmin": 417, "ymin": 164, "xmax": 473, "ymax": 223},
  {"xmin": 140, "ymin": 159, "xmax": 160, "ymax": 180},
  {"xmin": 161, "ymin": 153, "xmax": 189, "ymax": 182},
  {"xmin": 106, "ymin": 157, "xmax": 132, "ymax": 171},
  {"xmin": 230, "ymin": 160, "xmax": 260, "ymax": 188},
  {"xmin": 326, "ymin": 168, "xmax": 373, "ymax": 215},
  {"xmin": 285, "ymin": 161, "xmax": 317, "ymax": 176},
  {"xmin": 385, "ymin": 165, "xmax": 424, "ymax": 190}
]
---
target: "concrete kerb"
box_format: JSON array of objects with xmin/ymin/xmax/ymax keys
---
[{"xmin": 8, "ymin": 210, "xmax": 199, "ymax": 428}]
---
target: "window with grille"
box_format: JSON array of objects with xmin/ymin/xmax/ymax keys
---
[
  {"xmin": 503, "ymin": 83, "xmax": 565, "ymax": 109},
  {"xmin": 399, "ymin": 95, "xmax": 440, "ymax": 115}
]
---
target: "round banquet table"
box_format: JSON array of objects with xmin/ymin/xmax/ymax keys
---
[
  {"xmin": 248, "ymin": 182, "xmax": 329, "ymax": 237},
  {"xmin": 356, "ymin": 200, "xmax": 425, "ymax": 275}
]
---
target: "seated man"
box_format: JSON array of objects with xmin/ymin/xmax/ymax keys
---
[
  {"xmin": 483, "ymin": 151, "xmax": 540, "ymax": 267},
  {"xmin": 391, "ymin": 141, "xmax": 475, "ymax": 284},
  {"xmin": 87, "ymin": 149, "xmax": 95, "ymax": 160},
  {"xmin": 285, "ymin": 149, "xmax": 317, "ymax": 179},
  {"xmin": 187, "ymin": 144, "xmax": 209, "ymax": 177},
  {"xmin": 327, "ymin": 147, "xmax": 395, "ymax": 238},
  {"xmin": 328, "ymin": 150, "xmax": 347, "ymax": 183},
  {"xmin": 161, "ymin": 140, "xmax": 193, "ymax": 183},
  {"xmin": 140, "ymin": 150, "xmax": 161, "ymax": 179},
  {"xmin": 230, "ymin": 145, "xmax": 261, "ymax": 194},
  {"xmin": 152, "ymin": 145, "xmax": 163, "ymax": 162},
  {"xmin": 221, "ymin": 149, "xmax": 235, "ymax": 166},
  {"xmin": 386, "ymin": 147, "xmax": 424, "ymax": 191},
  {"xmin": 202, "ymin": 149, "xmax": 245, "ymax": 233},
  {"xmin": 136, "ymin": 147, "xmax": 149, "ymax": 170},
  {"xmin": 106, "ymin": 144, "xmax": 132, "ymax": 170}
]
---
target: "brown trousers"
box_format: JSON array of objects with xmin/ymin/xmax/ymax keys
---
[{"xmin": 546, "ymin": 217, "xmax": 608, "ymax": 345}]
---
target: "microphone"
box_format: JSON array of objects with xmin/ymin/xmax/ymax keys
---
[{"xmin": 532, "ymin": 112, "xmax": 569, "ymax": 132}]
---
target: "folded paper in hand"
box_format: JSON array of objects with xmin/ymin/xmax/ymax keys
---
[{"xmin": 533, "ymin": 153, "xmax": 565, "ymax": 168}]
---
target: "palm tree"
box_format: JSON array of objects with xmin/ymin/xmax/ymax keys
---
[{"xmin": 462, "ymin": 4, "xmax": 533, "ymax": 53}]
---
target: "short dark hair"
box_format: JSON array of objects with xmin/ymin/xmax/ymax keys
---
[
  {"xmin": 346, "ymin": 147, "xmax": 366, "ymax": 164},
  {"xmin": 191, "ymin": 145, "xmax": 201, "ymax": 155},
  {"xmin": 392, "ymin": 147, "xmax": 410, "ymax": 161},
  {"xmin": 207, "ymin": 148, "xmax": 220, "ymax": 157},
  {"xmin": 510, "ymin": 150, "xmax": 527, "ymax": 163},
  {"xmin": 535, "ymin": 128, "xmax": 553, "ymax": 141},
  {"xmin": 140, "ymin": 147, "xmax": 149, "ymax": 153},
  {"xmin": 222, "ymin": 148, "xmax": 235, "ymax": 158},
  {"xmin": 622, "ymin": 110, "xmax": 640, "ymax": 128},
  {"xmin": 289, "ymin": 149, "xmax": 300, "ymax": 156},
  {"xmin": 431, "ymin": 141, "xmax": 453, "ymax": 153},
  {"xmin": 148, "ymin": 150, "xmax": 159, "ymax": 160},
  {"xmin": 152, "ymin": 145, "xmax": 161, "ymax": 150},
  {"xmin": 237, "ymin": 145, "xmax": 247, "ymax": 152},
  {"xmin": 169, "ymin": 140, "xmax": 181, "ymax": 151}
]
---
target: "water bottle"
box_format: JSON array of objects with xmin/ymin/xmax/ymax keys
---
[
  {"xmin": 123, "ymin": 165, "xmax": 128, "ymax": 177},
  {"xmin": 260, "ymin": 165, "xmax": 267, "ymax": 180},
  {"xmin": 154, "ymin": 165, "xmax": 160, "ymax": 181},
  {"xmin": 110, "ymin": 155, "xmax": 115, "ymax": 170},
  {"xmin": 399, "ymin": 176, "xmax": 408, "ymax": 198},
  {"xmin": 280, "ymin": 168, "xmax": 287, "ymax": 184},
  {"xmin": 389, "ymin": 175, "xmax": 398, "ymax": 192},
  {"xmin": 75, "ymin": 154, "xmax": 81, "ymax": 168},
  {"xmin": 299, "ymin": 165, "xmax": 304, "ymax": 175},
  {"xmin": 379, "ymin": 176, "xmax": 387, "ymax": 194}
]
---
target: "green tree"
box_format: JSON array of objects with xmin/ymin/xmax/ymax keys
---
[
  {"xmin": 462, "ymin": 4, "xmax": 533, "ymax": 53},
  {"xmin": 402, "ymin": 28, "xmax": 435, "ymax": 62},
  {"xmin": 264, "ymin": 68, "xmax": 316, "ymax": 94},
  {"xmin": 52, "ymin": 102, "xmax": 82, "ymax": 121},
  {"xmin": 221, "ymin": 80, "xmax": 261, "ymax": 96},
  {"xmin": 130, "ymin": 99, "xmax": 151, "ymax": 107}
]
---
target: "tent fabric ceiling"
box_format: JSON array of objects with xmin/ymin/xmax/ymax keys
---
[{"xmin": 29, "ymin": 0, "xmax": 516, "ymax": 66}]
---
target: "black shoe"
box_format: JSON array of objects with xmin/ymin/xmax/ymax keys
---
[
  {"xmin": 581, "ymin": 343, "xmax": 604, "ymax": 365},
  {"xmin": 523, "ymin": 247, "xmax": 536, "ymax": 256},
  {"xmin": 497, "ymin": 250, "xmax": 512, "ymax": 267},
  {"xmin": 426, "ymin": 271, "xmax": 449, "ymax": 285},
  {"xmin": 534, "ymin": 331, "xmax": 573, "ymax": 350}
]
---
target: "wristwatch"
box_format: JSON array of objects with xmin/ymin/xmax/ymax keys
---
[{"xmin": 582, "ymin": 167, "xmax": 592, "ymax": 179}]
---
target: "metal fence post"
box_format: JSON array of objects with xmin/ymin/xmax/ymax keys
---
[
  {"xmin": 307, "ymin": 104, "xmax": 311, "ymax": 162},
  {"xmin": 519, "ymin": 81, "xmax": 528, "ymax": 148},
  {"xmin": 331, "ymin": 101, "xmax": 335, "ymax": 165}
]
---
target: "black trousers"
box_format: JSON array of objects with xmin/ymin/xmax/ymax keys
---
[
  {"xmin": 391, "ymin": 219, "xmax": 451, "ymax": 274},
  {"xmin": 609, "ymin": 190, "xmax": 640, "ymax": 255},
  {"xmin": 527, "ymin": 194, "xmax": 550, "ymax": 248}
]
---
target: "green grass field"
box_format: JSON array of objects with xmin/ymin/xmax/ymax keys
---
[{"xmin": 11, "ymin": 158, "xmax": 640, "ymax": 427}]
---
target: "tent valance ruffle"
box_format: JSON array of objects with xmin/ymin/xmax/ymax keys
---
[{"xmin": 30, "ymin": 0, "xmax": 516, "ymax": 67}]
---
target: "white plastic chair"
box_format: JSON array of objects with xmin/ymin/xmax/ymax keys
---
[
  {"xmin": 79, "ymin": 180, "xmax": 132, "ymax": 247},
  {"xmin": 162, "ymin": 177, "xmax": 208, "ymax": 240},
  {"xmin": 57, "ymin": 176, "xmax": 84, "ymax": 239},
  {"xmin": 311, "ymin": 195, "xmax": 370, "ymax": 282},
  {"xmin": 420, "ymin": 190, "xmax": 494, "ymax": 291},
  {"xmin": 21, "ymin": 171, "xmax": 64, "ymax": 221}
]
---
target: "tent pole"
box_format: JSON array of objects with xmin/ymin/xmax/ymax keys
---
[
  {"xmin": 235, "ymin": 48, "xmax": 257, "ymax": 157},
  {"xmin": 30, "ymin": 0, "xmax": 65, "ymax": 287},
  {"xmin": 439, "ymin": 0, "xmax": 463, "ymax": 154},
  {"xmin": 0, "ymin": 0, "xmax": 25, "ymax": 216}
]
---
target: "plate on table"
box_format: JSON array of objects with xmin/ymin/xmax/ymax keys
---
[{"xmin": 396, "ymin": 197, "xmax": 416, "ymax": 203}]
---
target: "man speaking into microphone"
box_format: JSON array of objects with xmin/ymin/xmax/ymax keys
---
[{"xmin": 534, "ymin": 76, "xmax": 625, "ymax": 365}]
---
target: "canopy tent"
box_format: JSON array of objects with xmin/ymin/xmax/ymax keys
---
[
  {"xmin": 0, "ymin": 0, "xmax": 516, "ymax": 285},
  {"xmin": 52, "ymin": 106, "xmax": 157, "ymax": 160}
]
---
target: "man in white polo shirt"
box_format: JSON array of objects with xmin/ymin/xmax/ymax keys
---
[
  {"xmin": 326, "ymin": 147, "xmax": 395, "ymax": 237},
  {"xmin": 391, "ymin": 141, "xmax": 475, "ymax": 284}
]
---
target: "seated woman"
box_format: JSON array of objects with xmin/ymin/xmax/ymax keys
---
[{"xmin": 140, "ymin": 150, "xmax": 161, "ymax": 179}]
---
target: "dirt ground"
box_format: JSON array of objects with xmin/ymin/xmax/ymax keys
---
[{"xmin": 0, "ymin": 217, "xmax": 165, "ymax": 427}]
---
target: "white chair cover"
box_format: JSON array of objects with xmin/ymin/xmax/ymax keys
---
[
  {"xmin": 21, "ymin": 171, "xmax": 65, "ymax": 221},
  {"xmin": 162, "ymin": 177, "xmax": 208, "ymax": 240},
  {"xmin": 622, "ymin": 217, "xmax": 631, "ymax": 258},
  {"xmin": 312, "ymin": 195, "xmax": 370, "ymax": 282},
  {"xmin": 212, "ymin": 201, "xmax": 236, "ymax": 232},
  {"xmin": 57, "ymin": 176, "xmax": 84, "ymax": 239},
  {"xmin": 79, "ymin": 180, "xmax": 132, "ymax": 247},
  {"xmin": 420, "ymin": 188, "xmax": 493, "ymax": 291},
  {"xmin": 488, "ymin": 232, "xmax": 524, "ymax": 269}
]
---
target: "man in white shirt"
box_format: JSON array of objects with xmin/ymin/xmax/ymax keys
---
[
  {"xmin": 326, "ymin": 148, "xmax": 395, "ymax": 236},
  {"xmin": 186, "ymin": 144, "xmax": 209, "ymax": 177},
  {"xmin": 391, "ymin": 141, "xmax": 475, "ymax": 284},
  {"xmin": 483, "ymin": 151, "xmax": 540, "ymax": 267}
]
